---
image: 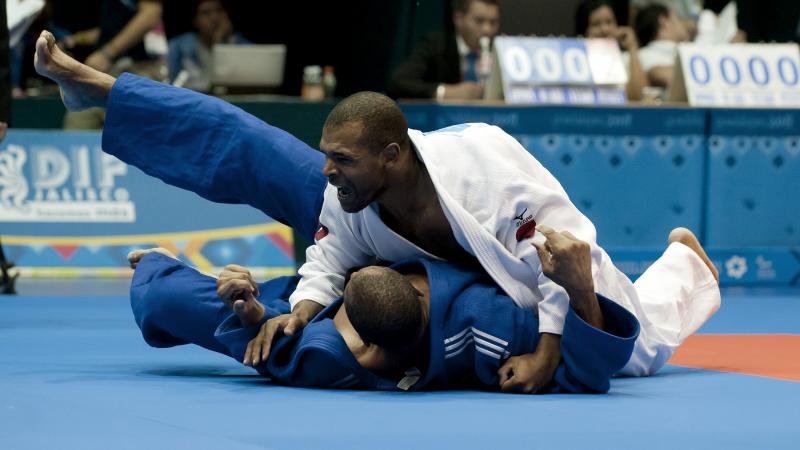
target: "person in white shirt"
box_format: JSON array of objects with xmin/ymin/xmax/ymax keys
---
[
  {"xmin": 634, "ymin": 3, "xmax": 690, "ymax": 87},
  {"xmin": 575, "ymin": 0, "xmax": 648, "ymax": 101}
]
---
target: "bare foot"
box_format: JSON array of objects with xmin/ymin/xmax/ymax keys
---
[
  {"xmin": 668, "ymin": 228, "xmax": 719, "ymax": 282},
  {"xmin": 127, "ymin": 247, "xmax": 178, "ymax": 269},
  {"xmin": 33, "ymin": 30, "xmax": 115, "ymax": 111},
  {"xmin": 232, "ymin": 292, "xmax": 266, "ymax": 327}
]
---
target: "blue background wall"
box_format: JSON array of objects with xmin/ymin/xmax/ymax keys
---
[{"xmin": 2, "ymin": 105, "xmax": 799, "ymax": 286}]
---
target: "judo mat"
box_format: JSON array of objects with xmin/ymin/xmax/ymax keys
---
[{"xmin": 1, "ymin": 281, "xmax": 798, "ymax": 450}]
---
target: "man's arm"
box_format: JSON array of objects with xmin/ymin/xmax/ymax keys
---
[
  {"xmin": 551, "ymin": 294, "xmax": 639, "ymax": 393},
  {"xmin": 85, "ymin": 0, "xmax": 163, "ymax": 72},
  {"xmin": 498, "ymin": 225, "xmax": 602, "ymax": 393},
  {"xmin": 387, "ymin": 34, "xmax": 484, "ymax": 100},
  {"xmin": 388, "ymin": 34, "xmax": 443, "ymax": 99},
  {"xmin": 647, "ymin": 66, "xmax": 674, "ymax": 88},
  {"xmin": 244, "ymin": 189, "xmax": 376, "ymax": 366}
]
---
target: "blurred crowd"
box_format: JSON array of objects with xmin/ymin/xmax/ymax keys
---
[{"xmin": 5, "ymin": 0, "xmax": 800, "ymax": 121}]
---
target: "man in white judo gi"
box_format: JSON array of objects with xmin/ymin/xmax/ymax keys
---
[{"xmin": 34, "ymin": 30, "xmax": 721, "ymax": 393}]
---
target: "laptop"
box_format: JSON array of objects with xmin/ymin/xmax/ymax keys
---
[{"xmin": 211, "ymin": 44, "xmax": 287, "ymax": 88}]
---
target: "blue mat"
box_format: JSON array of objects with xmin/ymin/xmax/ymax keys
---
[{"xmin": 1, "ymin": 288, "xmax": 798, "ymax": 450}]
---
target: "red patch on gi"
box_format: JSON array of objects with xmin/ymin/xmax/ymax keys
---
[
  {"xmin": 516, "ymin": 219, "xmax": 537, "ymax": 242},
  {"xmin": 314, "ymin": 225, "xmax": 329, "ymax": 241}
]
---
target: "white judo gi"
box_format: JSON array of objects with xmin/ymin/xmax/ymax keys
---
[{"xmin": 289, "ymin": 123, "xmax": 720, "ymax": 376}]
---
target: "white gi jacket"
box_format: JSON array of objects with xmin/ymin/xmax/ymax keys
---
[
  {"xmin": 289, "ymin": 123, "xmax": 720, "ymax": 375},
  {"xmin": 290, "ymin": 123, "xmax": 632, "ymax": 335}
]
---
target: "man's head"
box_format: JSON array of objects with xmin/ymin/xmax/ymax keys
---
[
  {"xmin": 634, "ymin": 4, "xmax": 689, "ymax": 47},
  {"xmin": 576, "ymin": 0, "xmax": 618, "ymax": 38},
  {"xmin": 320, "ymin": 92, "xmax": 409, "ymax": 213},
  {"xmin": 452, "ymin": 0, "xmax": 500, "ymax": 52},
  {"xmin": 343, "ymin": 266, "xmax": 426, "ymax": 374},
  {"xmin": 193, "ymin": 0, "xmax": 228, "ymax": 40}
]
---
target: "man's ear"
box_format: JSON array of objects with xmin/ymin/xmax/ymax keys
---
[{"xmin": 381, "ymin": 143, "xmax": 400, "ymax": 167}]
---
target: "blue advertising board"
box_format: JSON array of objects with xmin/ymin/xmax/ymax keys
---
[{"xmin": 0, "ymin": 131, "xmax": 294, "ymax": 277}]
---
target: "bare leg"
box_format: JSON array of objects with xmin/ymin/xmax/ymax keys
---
[
  {"xmin": 668, "ymin": 227, "xmax": 719, "ymax": 282},
  {"xmin": 33, "ymin": 31, "xmax": 115, "ymax": 111}
]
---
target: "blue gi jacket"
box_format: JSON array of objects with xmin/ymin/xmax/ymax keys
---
[{"xmin": 133, "ymin": 255, "xmax": 639, "ymax": 393}]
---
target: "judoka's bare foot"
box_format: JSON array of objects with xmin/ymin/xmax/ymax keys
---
[
  {"xmin": 127, "ymin": 247, "xmax": 178, "ymax": 269},
  {"xmin": 668, "ymin": 227, "xmax": 719, "ymax": 282},
  {"xmin": 33, "ymin": 30, "xmax": 115, "ymax": 111},
  {"xmin": 232, "ymin": 293, "xmax": 265, "ymax": 328}
]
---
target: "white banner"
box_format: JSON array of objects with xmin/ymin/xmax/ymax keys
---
[
  {"xmin": 487, "ymin": 36, "xmax": 628, "ymax": 105},
  {"xmin": 673, "ymin": 43, "xmax": 800, "ymax": 107}
]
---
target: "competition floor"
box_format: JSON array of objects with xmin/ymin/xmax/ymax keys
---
[{"xmin": 1, "ymin": 281, "xmax": 798, "ymax": 450}]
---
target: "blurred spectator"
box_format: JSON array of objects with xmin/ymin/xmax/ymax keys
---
[
  {"xmin": 388, "ymin": 0, "xmax": 500, "ymax": 100},
  {"xmin": 9, "ymin": 0, "xmax": 73, "ymax": 98},
  {"xmin": 168, "ymin": 0, "xmax": 248, "ymax": 92},
  {"xmin": 86, "ymin": 0, "xmax": 162, "ymax": 73},
  {"xmin": 65, "ymin": 0, "xmax": 163, "ymax": 129},
  {"xmin": 575, "ymin": 0, "xmax": 648, "ymax": 101},
  {"xmin": 632, "ymin": 0, "xmax": 701, "ymax": 38},
  {"xmin": 634, "ymin": 3, "xmax": 690, "ymax": 87}
]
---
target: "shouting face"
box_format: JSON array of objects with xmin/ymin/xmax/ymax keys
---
[{"xmin": 320, "ymin": 123, "xmax": 388, "ymax": 213}]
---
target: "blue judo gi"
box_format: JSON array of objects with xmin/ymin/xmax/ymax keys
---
[
  {"xmin": 106, "ymin": 74, "xmax": 639, "ymax": 393},
  {"xmin": 132, "ymin": 252, "xmax": 638, "ymax": 393}
]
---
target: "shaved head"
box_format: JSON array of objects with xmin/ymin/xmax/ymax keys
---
[
  {"xmin": 344, "ymin": 266, "xmax": 424, "ymax": 355},
  {"xmin": 323, "ymin": 91, "xmax": 409, "ymax": 152}
]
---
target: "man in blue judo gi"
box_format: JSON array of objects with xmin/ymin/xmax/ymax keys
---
[
  {"xmin": 33, "ymin": 30, "xmax": 719, "ymax": 393},
  {"xmin": 127, "ymin": 224, "xmax": 640, "ymax": 393}
]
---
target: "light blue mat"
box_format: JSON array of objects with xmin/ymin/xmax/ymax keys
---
[{"xmin": 1, "ymin": 288, "xmax": 798, "ymax": 450}]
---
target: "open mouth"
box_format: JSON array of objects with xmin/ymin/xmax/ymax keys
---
[{"xmin": 337, "ymin": 186, "xmax": 354, "ymax": 200}]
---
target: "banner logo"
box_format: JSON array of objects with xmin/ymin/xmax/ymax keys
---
[{"xmin": 0, "ymin": 144, "xmax": 135, "ymax": 222}]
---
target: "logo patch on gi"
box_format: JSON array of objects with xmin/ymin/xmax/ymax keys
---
[
  {"xmin": 314, "ymin": 224, "xmax": 329, "ymax": 241},
  {"xmin": 513, "ymin": 207, "xmax": 536, "ymax": 242}
]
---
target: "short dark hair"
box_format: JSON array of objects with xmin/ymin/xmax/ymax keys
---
[
  {"xmin": 634, "ymin": 3, "xmax": 669, "ymax": 47},
  {"xmin": 574, "ymin": 0, "xmax": 614, "ymax": 36},
  {"xmin": 452, "ymin": 0, "xmax": 499, "ymax": 14},
  {"xmin": 344, "ymin": 267, "xmax": 424, "ymax": 355},
  {"xmin": 323, "ymin": 91, "xmax": 408, "ymax": 152}
]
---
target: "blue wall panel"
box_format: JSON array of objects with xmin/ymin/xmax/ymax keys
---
[
  {"xmin": 706, "ymin": 110, "xmax": 800, "ymax": 247},
  {"xmin": 405, "ymin": 105, "xmax": 707, "ymax": 248}
]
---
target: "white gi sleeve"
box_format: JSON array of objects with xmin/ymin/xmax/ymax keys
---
[
  {"xmin": 492, "ymin": 129, "xmax": 601, "ymax": 337},
  {"xmin": 516, "ymin": 240, "xmax": 570, "ymax": 336},
  {"xmin": 288, "ymin": 188, "xmax": 374, "ymax": 310}
]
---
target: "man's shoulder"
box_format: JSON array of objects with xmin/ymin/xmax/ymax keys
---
[{"xmin": 417, "ymin": 123, "xmax": 511, "ymax": 146}]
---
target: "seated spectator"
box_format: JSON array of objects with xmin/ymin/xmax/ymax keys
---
[
  {"xmin": 632, "ymin": 0, "xmax": 700, "ymax": 39},
  {"xmin": 64, "ymin": 0, "xmax": 164, "ymax": 129},
  {"xmin": 388, "ymin": 0, "xmax": 499, "ymax": 100},
  {"xmin": 634, "ymin": 3, "xmax": 690, "ymax": 88},
  {"xmin": 167, "ymin": 0, "xmax": 248, "ymax": 92},
  {"xmin": 575, "ymin": 0, "xmax": 648, "ymax": 101}
]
